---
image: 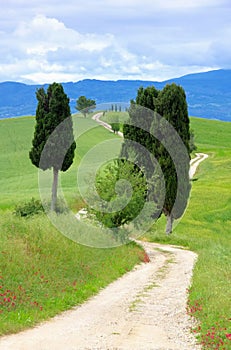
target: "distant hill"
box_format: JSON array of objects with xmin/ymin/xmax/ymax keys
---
[{"xmin": 0, "ymin": 69, "xmax": 231, "ymax": 121}]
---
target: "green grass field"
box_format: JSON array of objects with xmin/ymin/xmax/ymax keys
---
[
  {"xmin": 0, "ymin": 115, "xmax": 123, "ymax": 210},
  {"xmin": 146, "ymin": 117, "xmax": 231, "ymax": 349},
  {"xmin": 0, "ymin": 114, "xmax": 230, "ymax": 348},
  {"xmin": 0, "ymin": 115, "xmax": 144, "ymax": 335},
  {"xmin": 100, "ymin": 111, "xmax": 129, "ymax": 132}
]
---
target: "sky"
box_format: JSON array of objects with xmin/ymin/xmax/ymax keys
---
[{"xmin": 0, "ymin": 0, "xmax": 230, "ymax": 84}]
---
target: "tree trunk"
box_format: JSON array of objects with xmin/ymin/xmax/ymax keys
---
[
  {"xmin": 166, "ymin": 213, "xmax": 173, "ymax": 235},
  {"xmin": 51, "ymin": 168, "xmax": 59, "ymax": 211}
]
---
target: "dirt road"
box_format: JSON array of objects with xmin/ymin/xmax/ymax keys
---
[
  {"xmin": 189, "ymin": 153, "xmax": 208, "ymax": 179},
  {"xmin": 0, "ymin": 242, "xmax": 201, "ymax": 350},
  {"xmin": 0, "ymin": 115, "xmax": 207, "ymax": 349}
]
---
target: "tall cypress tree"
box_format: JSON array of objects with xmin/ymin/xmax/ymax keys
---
[
  {"xmin": 121, "ymin": 86, "xmax": 159, "ymax": 177},
  {"xmin": 155, "ymin": 83, "xmax": 190, "ymax": 233},
  {"xmin": 29, "ymin": 83, "xmax": 76, "ymax": 211},
  {"xmin": 121, "ymin": 84, "xmax": 191, "ymax": 234}
]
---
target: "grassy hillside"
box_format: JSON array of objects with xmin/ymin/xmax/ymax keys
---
[
  {"xmin": 100, "ymin": 111, "xmax": 129, "ymax": 132},
  {"xmin": 146, "ymin": 117, "xmax": 231, "ymax": 349},
  {"xmin": 0, "ymin": 115, "xmax": 143, "ymax": 335},
  {"xmin": 0, "ymin": 117, "xmax": 37, "ymax": 209},
  {"xmin": 0, "ymin": 115, "xmax": 230, "ymax": 348},
  {"xmin": 0, "ymin": 115, "xmax": 122, "ymax": 210}
]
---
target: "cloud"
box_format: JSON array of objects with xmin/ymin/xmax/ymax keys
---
[
  {"xmin": 0, "ymin": 1, "xmax": 231, "ymax": 83},
  {"xmin": 0, "ymin": 15, "xmax": 186, "ymax": 83},
  {"xmin": 0, "ymin": 15, "xmax": 120, "ymax": 83}
]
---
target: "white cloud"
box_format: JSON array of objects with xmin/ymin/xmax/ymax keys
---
[
  {"xmin": 0, "ymin": 1, "xmax": 230, "ymax": 83},
  {"xmin": 0, "ymin": 15, "xmax": 122, "ymax": 83},
  {"xmin": 5, "ymin": 14, "xmax": 198, "ymax": 83}
]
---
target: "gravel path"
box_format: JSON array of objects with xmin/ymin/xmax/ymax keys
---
[
  {"xmin": 189, "ymin": 153, "xmax": 208, "ymax": 179},
  {"xmin": 0, "ymin": 115, "xmax": 207, "ymax": 349},
  {"xmin": 0, "ymin": 242, "xmax": 201, "ymax": 350},
  {"xmin": 92, "ymin": 112, "xmax": 207, "ymax": 181}
]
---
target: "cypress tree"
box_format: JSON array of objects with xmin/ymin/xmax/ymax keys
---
[
  {"xmin": 155, "ymin": 83, "xmax": 191, "ymax": 233},
  {"xmin": 121, "ymin": 86, "xmax": 159, "ymax": 177},
  {"xmin": 121, "ymin": 84, "xmax": 191, "ymax": 234},
  {"xmin": 29, "ymin": 82, "xmax": 76, "ymax": 211},
  {"xmin": 110, "ymin": 114, "xmax": 120, "ymax": 133}
]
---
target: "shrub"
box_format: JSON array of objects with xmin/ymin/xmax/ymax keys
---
[{"xmin": 14, "ymin": 198, "xmax": 44, "ymax": 217}]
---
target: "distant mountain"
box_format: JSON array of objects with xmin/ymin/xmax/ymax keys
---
[{"xmin": 0, "ymin": 69, "xmax": 231, "ymax": 121}]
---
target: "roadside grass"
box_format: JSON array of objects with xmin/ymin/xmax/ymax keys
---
[
  {"xmin": 0, "ymin": 115, "xmax": 144, "ymax": 335},
  {"xmin": 100, "ymin": 111, "xmax": 129, "ymax": 132},
  {"xmin": 145, "ymin": 117, "xmax": 231, "ymax": 349},
  {"xmin": 0, "ymin": 211, "xmax": 144, "ymax": 335}
]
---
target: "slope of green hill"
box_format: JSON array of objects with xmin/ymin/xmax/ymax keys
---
[
  {"xmin": 0, "ymin": 115, "xmax": 143, "ymax": 335},
  {"xmin": 147, "ymin": 117, "xmax": 231, "ymax": 348},
  {"xmin": 0, "ymin": 115, "xmax": 230, "ymax": 348}
]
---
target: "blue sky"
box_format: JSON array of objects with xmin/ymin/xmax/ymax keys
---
[{"xmin": 0, "ymin": 0, "xmax": 230, "ymax": 83}]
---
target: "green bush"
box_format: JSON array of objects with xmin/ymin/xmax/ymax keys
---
[
  {"xmin": 14, "ymin": 198, "xmax": 44, "ymax": 217},
  {"xmin": 14, "ymin": 198, "xmax": 70, "ymax": 217},
  {"xmin": 89, "ymin": 160, "xmax": 148, "ymax": 229}
]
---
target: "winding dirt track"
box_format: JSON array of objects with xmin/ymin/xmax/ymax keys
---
[
  {"xmin": 0, "ymin": 243, "xmax": 201, "ymax": 350},
  {"xmin": 0, "ymin": 114, "xmax": 207, "ymax": 349}
]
